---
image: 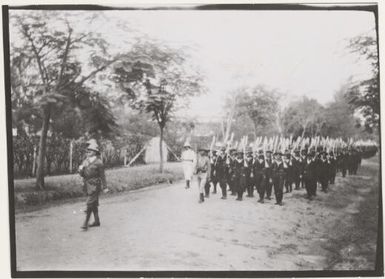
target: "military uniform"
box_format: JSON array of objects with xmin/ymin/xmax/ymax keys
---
[
  {"xmin": 328, "ymin": 152, "xmax": 337, "ymax": 184},
  {"xmin": 233, "ymin": 151, "xmax": 247, "ymax": 201},
  {"xmin": 299, "ymin": 150, "xmax": 307, "ymax": 188},
  {"xmin": 272, "ymin": 153, "xmax": 285, "ymax": 205},
  {"xmin": 195, "ymin": 149, "xmax": 211, "ymax": 203},
  {"xmin": 214, "ymin": 149, "xmax": 229, "ymax": 199},
  {"xmin": 263, "ymin": 151, "xmax": 274, "ymax": 200},
  {"xmin": 317, "ymin": 152, "xmax": 330, "ymax": 192},
  {"xmin": 253, "ymin": 154, "xmax": 265, "ymax": 203},
  {"xmin": 227, "ymin": 149, "xmax": 237, "ymax": 195},
  {"xmin": 303, "ymin": 154, "xmax": 317, "ymax": 199},
  {"xmin": 245, "ymin": 151, "xmax": 255, "ymax": 197},
  {"xmin": 283, "ymin": 153, "xmax": 293, "ymax": 193},
  {"xmin": 210, "ymin": 151, "xmax": 218, "ymax": 194},
  {"xmin": 291, "ymin": 151, "xmax": 302, "ymax": 190},
  {"xmin": 79, "ymin": 141, "xmax": 107, "ymax": 230}
]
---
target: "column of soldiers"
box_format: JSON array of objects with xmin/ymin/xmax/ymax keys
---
[{"xmin": 183, "ymin": 137, "xmax": 377, "ymax": 205}]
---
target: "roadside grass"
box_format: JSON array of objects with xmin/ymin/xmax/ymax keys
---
[
  {"xmin": 13, "ymin": 162, "xmax": 183, "ymax": 210},
  {"xmin": 322, "ymin": 156, "xmax": 380, "ymax": 270}
]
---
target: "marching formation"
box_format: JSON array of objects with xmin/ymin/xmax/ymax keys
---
[{"xmin": 182, "ymin": 135, "xmax": 377, "ymax": 205}]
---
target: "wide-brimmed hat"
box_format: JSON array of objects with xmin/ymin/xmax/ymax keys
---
[
  {"xmin": 183, "ymin": 142, "xmax": 191, "ymax": 148},
  {"xmin": 87, "ymin": 140, "xmax": 99, "ymax": 153}
]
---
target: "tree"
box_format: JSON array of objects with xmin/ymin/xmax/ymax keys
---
[
  {"xmin": 226, "ymin": 85, "xmax": 281, "ymax": 140},
  {"xmin": 282, "ymin": 97, "xmax": 324, "ymax": 138},
  {"xmin": 112, "ymin": 41, "xmax": 204, "ymax": 172},
  {"xmin": 323, "ymin": 85, "xmax": 362, "ymax": 139},
  {"xmin": 10, "ymin": 11, "xmax": 120, "ymax": 189},
  {"xmin": 346, "ymin": 32, "xmax": 379, "ymax": 133}
]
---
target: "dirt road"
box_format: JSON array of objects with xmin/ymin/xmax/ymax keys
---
[{"xmin": 15, "ymin": 159, "xmax": 379, "ymax": 271}]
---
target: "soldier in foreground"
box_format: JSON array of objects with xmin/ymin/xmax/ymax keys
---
[{"xmin": 78, "ymin": 140, "xmax": 108, "ymax": 231}]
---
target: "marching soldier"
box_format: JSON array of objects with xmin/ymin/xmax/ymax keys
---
[
  {"xmin": 195, "ymin": 147, "xmax": 211, "ymax": 203},
  {"xmin": 318, "ymin": 151, "xmax": 330, "ymax": 193},
  {"xmin": 264, "ymin": 150, "xmax": 274, "ymax": 200},
  {"xmin": 328, "ymin": 151, "xmax": 337, "ymax": 184},
  {"xmin": 253, "ymin": 151, "xmax": 265, "ymax": 203},
  {"xmin": 227, "ymin": 148, "xmax": 237, "ymax": 195},
  {"xmin": 303, "ymin": 151, "xmax": 317, "ymax": 200},
  {"xmin": 181, "ymin": 142, "xmax": 196, "ymax": 189},
  {"xmin": 245, "ymin": 148, "xmax": 255, "ymax": 197},
  {"xmin": 339, "ymin": 149, "xmax": 348, "ymax": 178},
  {"xmin": 300, "ymin": 149, "xmax": 307, "ymax": 188},
  {"xmin": 233, "ymin": 150, "xmax": 247, "ymax": 201},
  {"xmin": 204, "ymin": 150, "xmax": 218, "ymax": 197},
  {"xmin": 272, "ymin": 152, "xmax": 285, "ymax": 206},
  {"xmin": 292, "ymin": 150, "xmax": 302, "ymax": 190},
  {"xmin": 214, "ymin": 146, "xmax": 229, "ymax": 199},
  {"xmin": 283, "ymin": 151, "xmax": 293, "ymax": 193},
  {"xmin": 210, "ymin": 150, "xmax": 218, "ymax": 194}
]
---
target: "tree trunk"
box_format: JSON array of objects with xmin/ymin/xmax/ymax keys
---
[
  {"xmin": 36, "ymin": 107, "xmax": 50, "ymax": 190},
  {"xmin": 159, "ymin": 125, "xmax": 164, "ymax": 173}
]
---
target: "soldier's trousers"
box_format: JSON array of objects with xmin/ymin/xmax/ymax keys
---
[
  {"xmin": 211, "ymin": 176, "xmax": 218, "ymax": 192},
  {"xmin": 254, "ymin": 173, "xmax": 264, "ymax": 200},
  {"xmin": 228, "ymin": 176, "xmax": 236, "ymax": 194},
  {"xmin": 265, "ymin": 178, "xmax": 273, "ymax": 198},
  {"xmin": 204, "ymin": 181, "xmax": 210, "ymax": 196},
  {"xmin": 304, "ymin": 177, "xmax": 317, "ymax": 197},
  {"xmin": 329, "ymin": 171, "xmax": 336, "ymax": 184},
  {"xmin": 341, "ymin": 167, "xmax": 347, "ymax": 177},
  {"xmin": 320, "ymin": 177, "xmax": 328, "ymax": 191},
  {"xmin": 285, "ymin": 177, "xmax": 293, "ymax": 192},
  {"xmin": 246, "ymin": 176, "xmax": 254, "ymax": 197},
  {"xmin": 218, "ymin": 178, "xmax": 227, "ymax": 198},
  {"xmin": 236, "ymin": 175, "xmax": 246, "ymax": 199},
  {"xmin": 273, "ymin": 176, "xmax": 284, "ymax": 203},
  {"xmin": 293, "ymin": 176, "xmax": 301, "ymax": 189}
]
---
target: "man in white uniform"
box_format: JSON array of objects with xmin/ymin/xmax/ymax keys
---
[{"xmin": 181, "ymin": 142, "xmax": 196, "ymax": 189}]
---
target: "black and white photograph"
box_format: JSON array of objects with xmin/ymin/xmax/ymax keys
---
[{"xmin": 1, "ymin": 2, "xmax": 383, "ymax": 277}]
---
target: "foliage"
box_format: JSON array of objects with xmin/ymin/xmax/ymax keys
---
[
  {"xmin": 10, "ymin": 11, "xmax": 120, "ymax": 188},
  {"xmin": 112, "ymin": 40, "xmax": 204, "ymax": 172},
  {"xmin": 225, "ymin": 85, "xmax": 281, "ymax": 140},
  {"xmin": 346, "ymin": 33, "xmax": 379, "ymax": 133},
  {"xmin": 282, "ymin": 96, "xmax": 325, "ymax": 138}
]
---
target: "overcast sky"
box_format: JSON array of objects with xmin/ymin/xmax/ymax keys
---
[
  {"xmin": 12, "ymin": 8, "xmax": 377, "ymax": 122},
  {"xmin": 99, "ymin": 9, "xmax": 375, "ymax": 121}
]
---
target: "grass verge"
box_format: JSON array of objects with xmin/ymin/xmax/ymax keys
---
[
  {"xmin": 13, "ymin": 162, "xmax": 183, "ymax": 211},
  {"xmin": 322, "ymin": 156, "xmax": 380, "ymax": 270}
]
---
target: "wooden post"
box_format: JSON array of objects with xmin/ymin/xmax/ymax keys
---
[
  {"xmin": 124, "ymin": 148, "xmax": 127, "ymax": 166},
  {"xmin": 69, "ymin": 140, "xmax": 73, "ymax": 173},
  {"xmin": 32, "ymin": 145, "xmax": 37, "ymax": 177}
]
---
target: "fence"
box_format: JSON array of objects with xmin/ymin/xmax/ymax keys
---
[{"xmin": 12, "ymin": 133, "xmax": 148, "ymax": 178}]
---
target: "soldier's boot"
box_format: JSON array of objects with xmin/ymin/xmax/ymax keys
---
[
  {"xmin": 185, "ymin": 180, "xmax": 190, "ymax": 189},
  {"xmin": 81, "ymin": 208, "xmax": 92, "ymax": 231},
  {"xmin": 212, "ymin": 182, "xmax": 217, "ymax": 194},
  {"xmin": 89, "ymin": 206, "xmax": 100, "ymax": 227},
  {"xmin": 199, "ymin": 193, "xmax": 204, "ymax": 203}
]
